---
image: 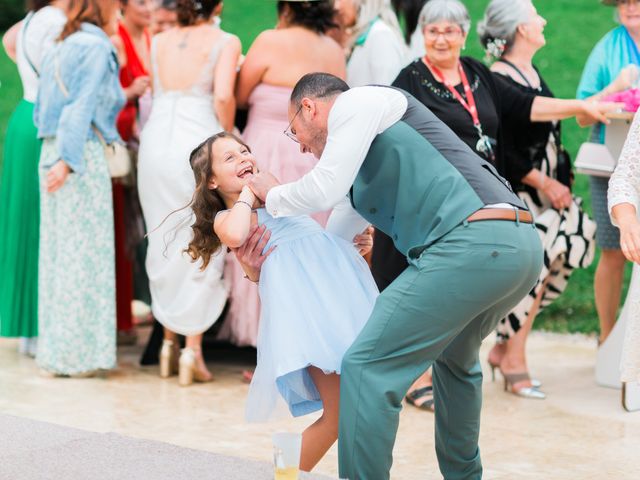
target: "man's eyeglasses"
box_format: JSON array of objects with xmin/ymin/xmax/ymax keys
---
[{"xmin": 283, "ymin": 104, "xmax": 303, "ymax": 143}]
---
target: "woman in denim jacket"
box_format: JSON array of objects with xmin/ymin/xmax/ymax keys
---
[{"xmin": 34, "ymin": 0, "xmax": 125, "ymax": 376}]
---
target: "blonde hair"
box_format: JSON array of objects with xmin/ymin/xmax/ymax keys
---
[{"xmin": 350, "ymin": 0, "xmax": 405, "ymax": 48}]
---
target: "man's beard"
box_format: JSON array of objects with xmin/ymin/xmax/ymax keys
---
[{"xmin": 310, "ymin": 128, "xmax": 328, "ymax": 158}]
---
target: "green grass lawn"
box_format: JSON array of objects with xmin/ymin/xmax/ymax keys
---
[{"xmin": 0, "ymin": 0, "xmax": 632, "ymax": 335}]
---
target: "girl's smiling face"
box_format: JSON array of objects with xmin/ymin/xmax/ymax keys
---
[{"xmin": 208, "ymin": 137, "xmax": 257, "ymax": 197}]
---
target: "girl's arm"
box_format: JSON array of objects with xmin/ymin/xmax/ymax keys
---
[
  {"xmin": 213, "ymin": 186, "xmax": 256, "ymax": 248},
  {"xmin": 213, "ymin": 34, "xmax": 242, "ymax": 132}
]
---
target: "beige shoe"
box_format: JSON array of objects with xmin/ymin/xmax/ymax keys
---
[
  {"xmin": 178, "ymin": 347, "xmax": 213, "ymax": 386},
  {"xmin": 159, "ymin": 340, "xmax": 179, "ymax": 378}
]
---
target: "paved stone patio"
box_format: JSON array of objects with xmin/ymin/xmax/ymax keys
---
[{"xmin": 1, "ymin": 331, "xmax": 638, "ymax": 479}]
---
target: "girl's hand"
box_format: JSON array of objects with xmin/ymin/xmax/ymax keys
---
[
  {"xmin": 541, "ymin": 178, "xmax": 572, "ymax": 210},
  {"xmin": 353, "ymin": 226, "xmax": 374, "ymax": 256},
  {"xmin": 620, "ymin": 219, "xmax": 640, "ymax": 264},
  {"xmin": 240, "ymin": 184, "xmax": 257, "ymax": 205},
  {"xmin": 46, "ymin": 160, "xmax": 70, "ymax": 193}
]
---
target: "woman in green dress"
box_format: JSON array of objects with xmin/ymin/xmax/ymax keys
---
[{"xmin": 0, "ymin": 0, "xmax": 68, "ymax": 355}]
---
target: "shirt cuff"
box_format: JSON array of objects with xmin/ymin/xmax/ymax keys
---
[{"xmin": 265, "ymin": 185, "xmax": 282, "ymax": 217}]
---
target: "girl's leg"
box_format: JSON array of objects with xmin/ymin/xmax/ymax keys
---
[{"xmin": 300, "ymin": 367, "xmax": 341, "ymax": 472}]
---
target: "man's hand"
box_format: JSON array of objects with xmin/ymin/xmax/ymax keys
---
[
  {"xmin": 232, "ymin": 225, "xmax": 275, "ymax": 282},
  {"xmin": 353, "ymin": 226, "xmax": 374, "ymax": 256},
  {"xmin": 248, "ymin": 172, "xmax": 281, "ymax": 202}
]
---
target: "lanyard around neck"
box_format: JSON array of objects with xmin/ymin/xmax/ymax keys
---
[
  {"xmin": 423, "ymin": 57, "xmax": 496, "ymax": 162},
  {"xmin": 423, "ymin": 56, "xmax": 480, "ymax": 128}
]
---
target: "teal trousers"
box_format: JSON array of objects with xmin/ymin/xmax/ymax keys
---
[{"xmin": 338, "ymin": 220, "xmax": 543, "ymax": 480}]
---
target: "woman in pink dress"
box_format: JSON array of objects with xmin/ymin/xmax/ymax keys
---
[{"xmin": 221, "ymin": 0, "xmax": 345, "ymax": 349}]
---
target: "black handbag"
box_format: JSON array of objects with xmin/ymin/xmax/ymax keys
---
[{"xmin": 552, "ymin": 125, "xmax": 573, "ymax": 190}]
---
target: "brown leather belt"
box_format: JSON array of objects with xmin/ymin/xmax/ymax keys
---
[{"xmin": 467, "ymin": 208, "xmax": 533, "ymax": 224}]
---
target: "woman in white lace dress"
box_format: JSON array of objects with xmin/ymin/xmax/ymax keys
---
[{"xmin": 609, "ymin": 110, "xmax": 640, "ymax": 385}]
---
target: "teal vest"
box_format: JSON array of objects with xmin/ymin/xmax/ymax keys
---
[{"xmin": 351, "ymin": 121, "xmax": 486, "ymax": 259}]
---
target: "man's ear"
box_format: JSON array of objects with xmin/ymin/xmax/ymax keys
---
[{"xmin": 301, "ymin": 97, "xmax": 316, "ymax": 117}]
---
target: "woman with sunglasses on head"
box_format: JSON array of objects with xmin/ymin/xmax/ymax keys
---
[
  {"xmin": 226, "ymin": 0, "xmax": 346, "ymax": 352},
  {"xmin": 386, "ymin": 0, "xmax": 615, "ymax": 409}
]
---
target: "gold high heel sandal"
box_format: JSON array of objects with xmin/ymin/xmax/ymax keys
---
[
  {"xmin": 178, "ymin": 347, "xmax": 213, "ymax": 386},
  {"xmin": 159, "ymin": 340, "xmax": 179, "ymax": 378}
]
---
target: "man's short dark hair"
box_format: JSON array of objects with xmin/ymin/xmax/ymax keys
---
[{"xmin": 290, "ymin": 73, "xmax": 350, "ymax": 107}]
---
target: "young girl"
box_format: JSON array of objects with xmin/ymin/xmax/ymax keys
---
[{"xmin": 185, "ymin": 132, "xmax": 379, "ymax": 471}]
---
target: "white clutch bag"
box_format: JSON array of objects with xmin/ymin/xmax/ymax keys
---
[{"xmin": 574, "ymin": 142, "xmax": 617, "ymax": 177}]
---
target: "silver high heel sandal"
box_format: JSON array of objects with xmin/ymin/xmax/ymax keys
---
[
  {"xmin": 503, "ymin": 372, "xmax": 546, "ymax": 400},
  {"xmin": 488, "ymin": 360, "xmax": 542, "ymax": 389}
]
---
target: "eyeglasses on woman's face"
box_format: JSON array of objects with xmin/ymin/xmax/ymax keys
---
[{"xmin": 423, "ymin": 24, "xmax": 463, "ymax": 42}]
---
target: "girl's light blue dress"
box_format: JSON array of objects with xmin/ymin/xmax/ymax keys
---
[{"xmin": 246, "ymin": 209, "xmax": 379, "ymax": 422}]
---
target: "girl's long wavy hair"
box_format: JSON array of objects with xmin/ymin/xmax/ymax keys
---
[{"xmin": 186, "ymin": 131, "xmax": 252, "ymax": 270}]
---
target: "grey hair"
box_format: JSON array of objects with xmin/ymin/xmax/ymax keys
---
[
  {"xmin": 477, "ymin": 0, "xmax": 531, "ymax": 57},
  {"xmin": 418, "ymin": 0, "xmax": 471, "ymax": 34}
]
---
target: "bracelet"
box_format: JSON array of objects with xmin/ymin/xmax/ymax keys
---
[
  {"xmin": 235, "ymin": 200, "xmax": 253, "ymax": 209},
  {"xmin": 243, "ymin": 273, "xmax": 258, "ymax": 283}
]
